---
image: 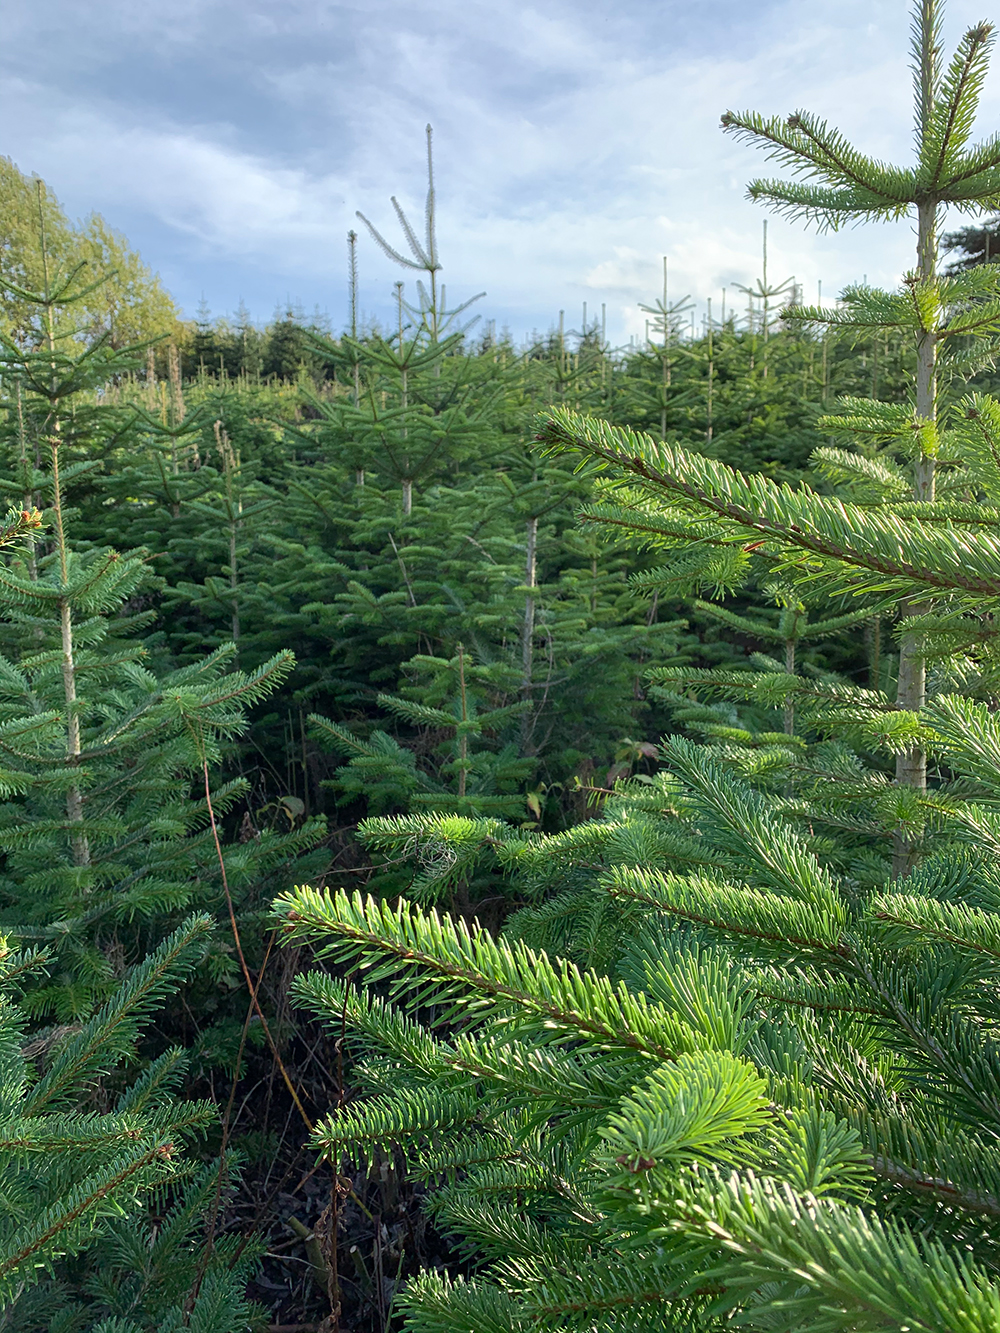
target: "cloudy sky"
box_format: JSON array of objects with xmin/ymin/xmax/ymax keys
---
[{"xmin": 5, "ymin": 0, "xmax": 1000, "ymax": 343}]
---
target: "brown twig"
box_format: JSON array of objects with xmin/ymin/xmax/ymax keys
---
[
  {"xmin": 185, "ymin": 749, "xmax": 316, "ymax": 1315},
  {"xmin": 201, "ymin": 756, "xmax": 313, "ymax": 1132},
  {"xmin": 188, "ymin": 925, "xmax": 277, "ymax": 1312}
]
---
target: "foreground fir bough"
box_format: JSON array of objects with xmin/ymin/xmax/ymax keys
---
[
  {"xmin": 0, "ymin": 914, "xmax": 260, "ymax": 1331},
  {"xmin": 276, "ymin": 707, "xmax": 1000, "ymax": 1331}
]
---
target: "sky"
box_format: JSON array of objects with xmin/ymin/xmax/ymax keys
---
[{"xmin": 5, "ymin": 0, "xmax": 1000, "ymax": 345}]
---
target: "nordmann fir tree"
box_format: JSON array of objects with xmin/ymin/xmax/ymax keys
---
[
  {"xmin": 0, "ymin": 210, "xmax": 325, "ymax": 1021},
  {"xmin": 301, "ymin": 258, "xmax": 498, "ymax": 523},
  {"xmin": 305, "ymin": 122, "xmax": 490, "ymax": 516},
  {"xmin": 312, "ymin": 641, "xmax": 541, "ymax": 907},
  {"xmin": 271, "ymin": 5, "xmax": 1000, "ymax": 1330},
  {"xmin": 169, "ymin": 417, "xmax": 278, "ymax": 663},
  {"xmin": 312, "ymin": 642, "xmax": 533, "ymax": 827},
  {"xmin": 717, "ymin": 0, "xmax": 1000, "ymax": 871},
  {"xmin": 636, "ymin": 258, "xmax": 696, "ymax": 442},
  {"xmin": 304, "ymin": 313, "xmax": 485, "ymax": 517},
  {"xmin": 691, "ymin": 590, "xmax": 874, "ymax": 735}
]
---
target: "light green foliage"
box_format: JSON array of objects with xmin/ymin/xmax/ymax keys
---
[
  {"xmin": 543, "ymin": 408, "xmax": 1000, "ymax": 606},
  {"xmin": 277, "ymin": 693, "xmax": 1000, "ymax": 1328},
  {"xmin": 721, "ymin": 12, "xmax": 1000, "ymax": 227},
  {"xmin": 74, "ymin": 213, "xmax": 180, "ymax": 349},
  {"xmin": 0, "ymin": 157, "xmax": 178, "ymax": 348}
]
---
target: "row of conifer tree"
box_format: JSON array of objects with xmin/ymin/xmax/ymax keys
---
[{"xmin": 8, "ymin": 1, "xmax": 1000, "ymax": 1327}]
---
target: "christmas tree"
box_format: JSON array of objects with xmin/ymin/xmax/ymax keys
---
[{"xmin": 273, "ymin": 4, "xmax": 1000, "ymax": 1328}]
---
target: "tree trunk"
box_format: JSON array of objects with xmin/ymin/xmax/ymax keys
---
[
  {"xmin": 520, "ymin": 517, "xmax": 538, "ymax": 750},
  {"xmin": 867, "ymin": 616, "xmax": 881, "ymax": 690},
  {"xmin": 230, "ymin": 521, "xmax": 240, "ymax": 652},
  {"xmin": 893, "ymin": 197, "xmax": 937, "ymax": 878},
  {"xmin": 457, "ymin": 645, "xmax": 468, "ymax": 800},
  {"xmin": 50, "ymin": 439, "xmax": 90, "ymax": 868},
  {"xmin": 60, "ymin": 595, "xmax": 89, "ymax": 867},
  {"xmin": 706, "ymin": 310, "xmax": 714, "ymax": 443},
  {"xmin": 15, "ymin": 386, "xmax": 38, "ymax": 585},
  {"xmin": 783, "ymin": 638, "xmax": 796, "ymax": 736},
  {"xmin": 660, "ymin": 349, "xmax": 668, "ymax": 441}
]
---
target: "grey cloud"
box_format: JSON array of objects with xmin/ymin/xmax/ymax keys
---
[{"xmin": 5, "ymin": 0, "xmax": 1000, "ymax": 339}]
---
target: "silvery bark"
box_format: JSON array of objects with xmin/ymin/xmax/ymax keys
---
[{"xmin": 893, "ymin": 199, "xmax": 937, "ymax": 877}]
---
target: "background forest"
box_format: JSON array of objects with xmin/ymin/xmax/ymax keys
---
[{"xmin": 10, "ymin": 2, "xmax": 1000, "ymax": 1328}]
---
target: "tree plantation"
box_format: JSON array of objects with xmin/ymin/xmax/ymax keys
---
[{"xmin": 8, "ymin": 2, "xmax": 1000, "ymax": 1328}]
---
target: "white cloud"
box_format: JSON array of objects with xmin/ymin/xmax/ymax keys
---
[{"xmin": 4, "ymin": 0, "xmax": 1000, "ymax": 340}]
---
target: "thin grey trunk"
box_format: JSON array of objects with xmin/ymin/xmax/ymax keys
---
[
  {"xmin": 38, "ymin": 194, "xmax": 90, "ymax": 867},
  {"xmin": 230, "ymin": 523, "xmax": 240, "ymax": 649},
  {"xmin": 146, "ymin": 347, "xmax": 157, "ymax": 412},
  {"xmin": 15, "ymin": 385, "xmax": 37, "ymax": 584},
  {"xmin": 352, "ymin": 328, "xmax": 362, "ymax": 487},
  {"xmin": 52, "ymin": 445, "xmax": 89, "ymax": 867},
  {"xmin": 869, "ymin": 616, "xmax": 881, "ymax": 689},
  {"xmin": 783, "ymin": 638, "xmax": 796, "ymax": 736},
  {"xmin": 457, "ymin": 645, "xmax": 467, "ymax": 799},
  {"xmin": 768, "ymin": 218, "xmax": 773, "ymax": 375},
  {"xmin": 397, "ymin": 282, "xmax": 411, "ymax": 512},
  {"xmin": 349, "ymin": 228, "xmax": 363, "ymax": 484},
  {"xmin": 520, "ymin": 516, "xmax": 538, "ymax": 749},
  {"xmin": 168, "ymin": 344, "xmax": 186, "ymax": 425},
  {"xmin": 893, "ymin": 197, "xmax": 937, "ymax": 877},
  {"xmin": 60, "ymin": 597, "xmax": 88, "ymax": 864},
  {"xmin": 215, "ymin": 421, "xmax": 241, "ymax": 655},
  {"xmin": 821, "ymin": 333, "xmax": 828, "ymax": 404},
  {"xmin": 661, "ymin": 257, "xmax": 669, "ymax": 440},
  {"xmin": 706, "ymin": 297, "xmax": 714, "ymax": 443}
]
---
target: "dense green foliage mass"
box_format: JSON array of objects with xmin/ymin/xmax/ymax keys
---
[
  {"xmin": 277, "ymin": 4, "xmax": 1000, "ymax": 1331},
  {"xmin": 9, "ymin": 1, "xmax": 1000, "ymax": 1326}
]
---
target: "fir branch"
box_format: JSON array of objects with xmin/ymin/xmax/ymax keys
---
[{"xmin": 275, "ymin": 888, "xmax": 701, "ymax": 1061}]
